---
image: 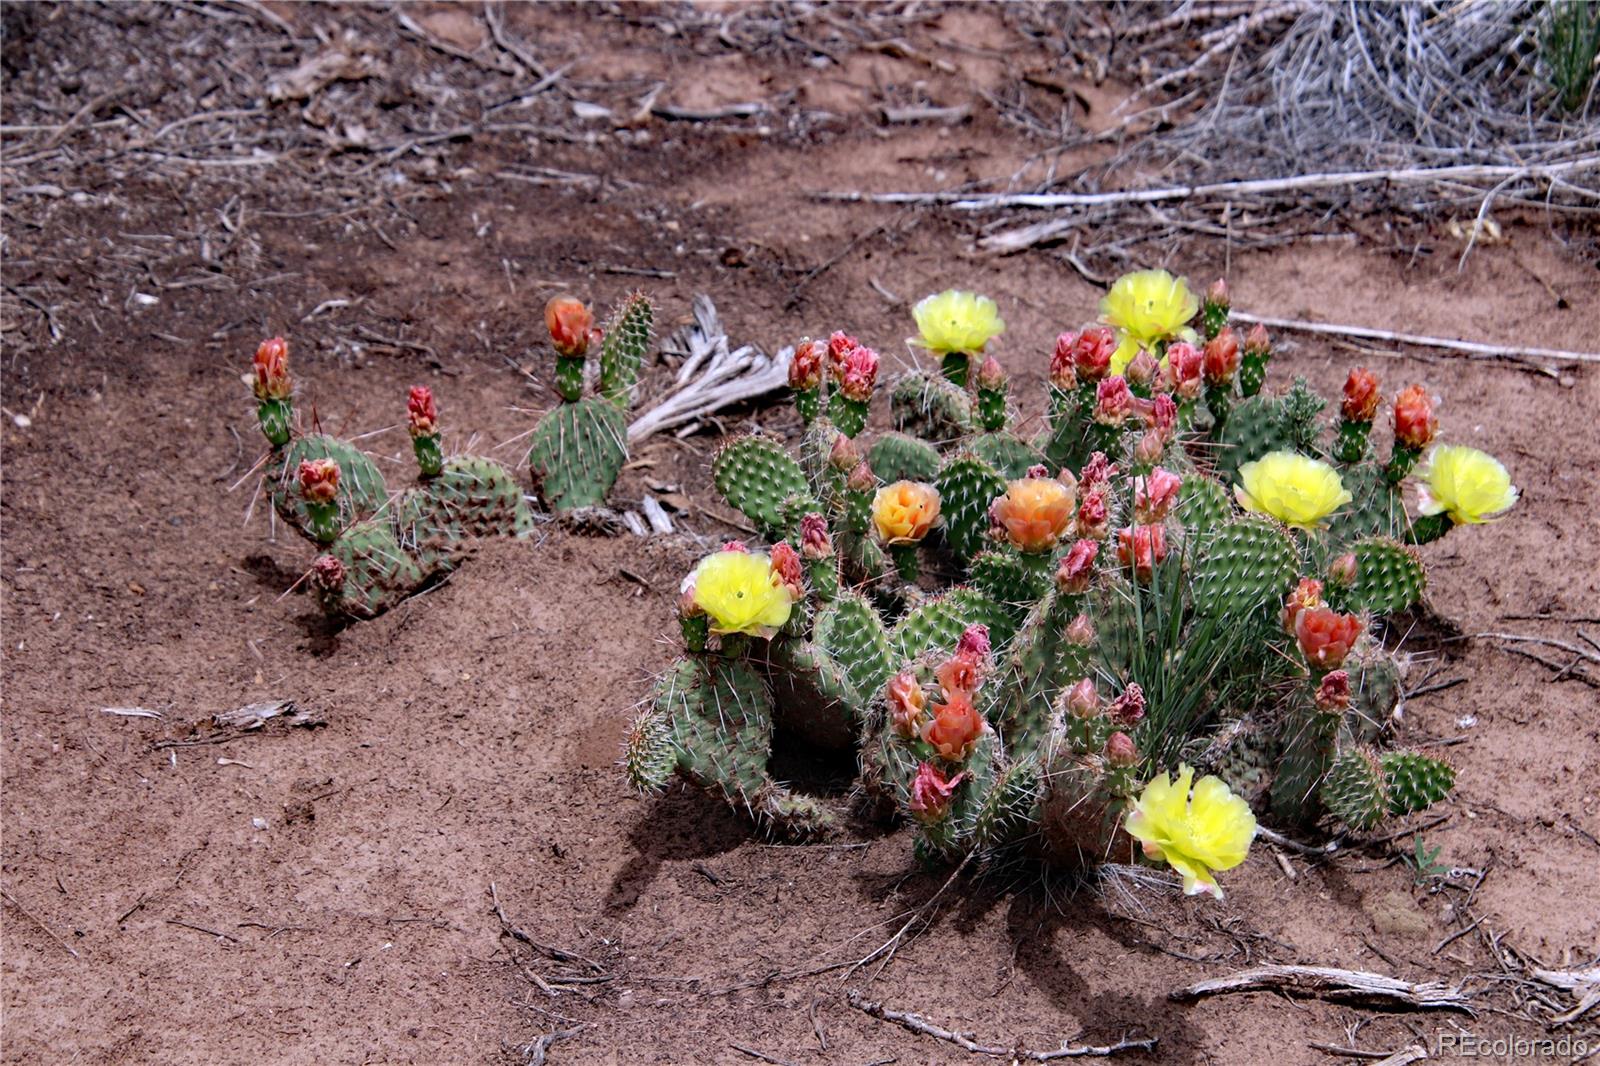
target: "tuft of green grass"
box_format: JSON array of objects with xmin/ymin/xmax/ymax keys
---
[
  {"xmin": 1544, "ymin": 0, "xmax": 1600, "ymax": 113},
  {"xmin": 1404, "ymin": 833, "xmax": 1450, "ymax": 885}
]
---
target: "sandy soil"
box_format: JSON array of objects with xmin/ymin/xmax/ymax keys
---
[{"xmin": 3, "ymin": 4, "xmax": 1597, "ymax": 1064}]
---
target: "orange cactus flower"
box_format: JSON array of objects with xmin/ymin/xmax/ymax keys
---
[
  {"xmin": 992, "ymin": 477, "xmax": 1075, "ymax": 552},
  {"xmin": 1295, "ymin": 606, "xmax": 1364, "ymax": 670},
  {"xmin": 921, "ymin": 688, "xmax": 985, "ymax": 761},
  {"xmin": 871, "ymin": 481, "xmax": 941, "ymax": 545},
  {"xmin": 545, "ymin": 296, "xmax": 598, "ymax": 359}
]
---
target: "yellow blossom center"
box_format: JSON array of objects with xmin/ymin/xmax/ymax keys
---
[
  {"xmin": 1417, "ymin": 445, "xmax": 1517, "ymax": 525},
  {"xmin": 1100, "ymin": 269, "xmax": 1199, "ymax": 374},
  {"xmin": 685, "ymin": 551, "xmax": 793, "ymax": 637}
]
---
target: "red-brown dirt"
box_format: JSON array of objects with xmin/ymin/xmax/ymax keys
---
[{"xmin": 3, "ymin": 4, "xmax": 1596, "ymax": 1064}]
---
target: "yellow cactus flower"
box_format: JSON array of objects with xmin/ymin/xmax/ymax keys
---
[
  {"xmin": 1100, "ymin": 269, "xmax": 1200, "ymax": 374},
  {"xmin": 1234, "ymin": 451, "xmax": 1352, "ymax": 531},
  {"xmin": 1125, "ymin": 765, "xmax": 1256, "ymax": 899},
  {"xmin": 683, "ymin": 550, "xmax": 793, "ymax": 637},
  {"xmin": 872, "ymin": 480, "xmax": 942, "ymax": 545},
  {"xmin": 1417, "ymin": 445, "xmax": 1518, "ymax": 525},
  {"xmin": 911, "ymin": 290, "xmax": 1005, "ymax": 355}
]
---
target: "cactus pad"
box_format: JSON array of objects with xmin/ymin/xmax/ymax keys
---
[
  {"xmin": 1320, "ymin": 749, "xmax": 1388, "ymax": 830},
  {"xmin": 812, "ymin": 593, "xmax": 895, "ymax": 703},
  {"xmin": 597, "ymin": 292, "xmax": 653, "ymax": 408},
  {"xmin": 969, "ymin": 432, "xmax": 1036, "ymax": 480},
  {"xmin": 1334, "ymin": 537, "xmax": 1426, "ymax": 614},
  {"xmin": 527, "ymin": 397, "xmax": 628, "ymax": 513},
  {"xmin": 395, "ymin": 457, "xmax": 533, "ymax": 573},
  {"xmin": 970, "ymin": 550, "xmax": 1047, "ymax": 607},
  {"xmin": 934, "ymin": 453, "xmax": 1006, "ymax": 559},
  {"xmin": 892, "ymin": 587, "xmax": 1012, "ymax": 660},
  {"xmin": 1190, "ymin": 516, "xmax": 1298, "ymax": 618},
  {"xmin": 268, "ymin": 434, "xmax": 388, "ymax": 543},
  {"xmin": 314, "ymin": 518, "xmax": 427, "ymax": 620},
  {"xmin": 890, "ymin": 370, "xmax": 973, "ymax": 442},
  {"xmin": 713, "ymin": 436, "xmax": 811, "ymax": 534},
  {"xmin": 1380, "ymin": 751, "xmax": 1455, "ymax": 815},
  {"xmin": 868, "ymin": 432, "xmax": 943, "ymax": 484},
  {"xmin": 1179, "ymin": 474, "xmax": 1234, "ymax": 542}
]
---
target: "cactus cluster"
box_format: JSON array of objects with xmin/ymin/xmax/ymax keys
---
[
  {"xmin": 243, "ymin": 292, "xmax": 654, "ymax": 618},
  {"xmin": 625, "ymin": 274, "xmax": 1510, "ymax": 889}
]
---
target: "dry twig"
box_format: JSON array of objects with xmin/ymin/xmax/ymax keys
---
[
  {"xmin": 847, "ymin": 990, "xmax": 1156, "ymax": 1059},
  {"xmin": 1170, "ymin": 964, "xmax": 1474, "ymax": 1013}
]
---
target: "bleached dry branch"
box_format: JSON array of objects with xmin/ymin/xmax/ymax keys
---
[{"xmin": 1170, "ymin": 964, "xmax": 1474, "ymax": 1013}]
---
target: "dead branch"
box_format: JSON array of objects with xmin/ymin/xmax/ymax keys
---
[
  {"xmin": 1229, "ymin": 314, "xmax": 1600, "ymax": 366},
  {"xmin": 1532, "ymin": 965, "xmax": 1600, "ymax": 1025},
  {"xmin": 1170, "ymin": 964, "xmax": 1474, "ymax": 1013},
  {"xmin": 847, "ymin": 990, "xmax": 1157, "ymax": 1059}
]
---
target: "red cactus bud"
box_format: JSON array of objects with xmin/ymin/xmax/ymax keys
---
[
  {"xmin": 789, "ymin": 339, "xmax": 824, "ymax": 390},
  {"xmin": 1202, "ymin": 327, "xmax": 1241, "ymax": 385},
  {"xmin": 1105, "ymin": 730, "xmax": 1138, "ymax": 767},
  {"xmin": 1094, "ymin": 375, "xmax": 1134, "ymax": 425},
  {"xmin": 1125, "ymin": 349, "xmax": 1158, "ymax": 387},
  {"xmin": 1244, "ymin": 323, "xmax": 1270, "ymax": 357},
  {"xmin": 1116, "ymin": 524, "xmax": 1169, "ymax": 582},
  {"xmin": 407, "ymin": 385, "xmax": 438, "ymax": 439},
  {"xmin": 846, "ymin": 461, "xmax": 877, "ymax": 493},
  {"xmin": 1134, "ymin": 467, "xmax": 1182, "ymax": 523},
  {"xmin": 1295, "ymin": 607, "xmax": 1364, "ymax": 670},
  {"xmin": 1076, "ymin": 489, "xmax": 1109, "ymax": 541},
  {"xmin": 975, "ymin": 354, "xmax": 1006, "ymax": 390},
  {"xmin": 1281, "ymin": 577, "xmax": 1325, "ymax": 633},
  {"xmin": 888, "ymin": 671, "xmax": 928, "ymax": 738},
  {"xmin": 297, "ymin": 458, "xmax": 339, "ymax": 504},
  {"xmin": 1079, "ymin": 452, "xmax": 1118, "ymax": 491},
  {"xmin": 921, "ymin": 689, "xmax": 985, "ymax": 761},
  {"xmin": 1108, "ymin": 682, "xmax": 1146, "ymax": 725},
  {"xmin": 835, "ymin": 344, "xmax": 879, "ymax": 402},
  {"xmin": 769, "ymin": 541, "xmax": 804, "ymax": 599},
  {"xmin": 1328, "ymin": 552, "xmax": 1358, "ymax": 587},
  {"xmin": 1167, "ymin": 341, "xmax": 1204, "ymax": 401},
  {"xmin": 826, "ymin": 331, "xmax": 859, "ymax": 376},
  {"xmin": 1134, "ymin": 431, "xmax": 1164, "ymax": 465},
  {"xmin": 800, "ymin": 513, "xmax": 833, "ymax": 560},
  {"xmin": 1065, "ymin": 613, "xmax": 1096, "ymax": 646},
  {"xmin": 311, "ymin": 554, "xmax": 345, "ymax": 590},
  {"xmin": 1024, "ymin": 464, "xmax": 1049, "ymax": 480},
  {"xmin": 1341, "ymin": 368, "xmax": 1381, "ymax": 422},
  {"xmin": 545, "ymin": 296, "xmax": 598, "ymax": 359},
  {"xmin": 677, "ymin": 579, "xmax": 702, "ymax": 618},
  {"xmin": 721, "ymin": 539, "xmax": 749, "ymax": 553},
  {"xmin": 1314, "ymin": 669, "xmax": 1351, "ymax": 712},
  {"xmin": 252, "ymin": 337, "xmax": 291, "ymax": 401},
  {"xmin": 1065, "ymin": 677, "xmax": 1100, "ymax": 718},
  {"xmin": 955, "ymin": 624, "xmax": 991, "ymax": 667},
  {"xmin": 1072, "ymin": 326, "xmax": 1116, "ymax": 382},
  {"xmin": 1056, "ymin": 538, "xmax": 1099, "ymax": 594},
  {"xmin": 1393, "ymin": 385, "xmax": 1437, "ymax": 450},
  {"xmin": 1050, "ymin": 332, "xmax": 1078, "ymax": 390},
  {"xmin": 829, "ymin": 433, "xmax": 861, "ymax": 472},
  {"xmin": 909, "ymin": 761, "xmax": 966, "ymax": 822},
  {"xmin": 1149, "ymin": 393, "xmax": 1178, "ymax": 441},
  {"xmin": 1206, "ymin": 278, "xmax": 1230, "ymax": 311}
]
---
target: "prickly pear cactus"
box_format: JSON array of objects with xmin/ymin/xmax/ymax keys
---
[
  {"xmin": 395, "ymin": 456, "xmax": 533, "ymax": 573},
  {"xmin": 868, "ymin": 432, "xmax": 942, "ymax": 484},
  {"xmin": 891, "ymin": 371, "xmax": 973, "ymax": 442},
  {"xmin": 268, "ymin": 435, "xmax": 387, "ymax": 543},
  {"xmin": 312, "ymin": 518, "xmax": 428, "ymax": 620},
  {"xmin": 1190, "ymin": 517, "xmax": 1298, "ymax": 618},
  {"xmin": 713, "ymin": 436, "xmax": 811, "ymax": 535},
  {"xmin": 597, "ymin": 292, "xmax": 653, "ymax": 408},
  {"xmin": 1332, "ymin": 537, "xmax": 1426, "ymax": 615},
  {"xmin": 527, "ymin": 397, "xmax": 628, "ymax": 513},
  {"xmin": 934, "ymin": 453, "xmax": 1005, "ymax": 560}
]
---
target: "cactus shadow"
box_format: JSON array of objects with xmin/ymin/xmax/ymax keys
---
[
  {"xmin": 602, "ymin": 785, "xmax": 754, "ymax": 916},
  {"xmin": 241, "ymin": 552, "xmax": 304, "ymax": 590}
]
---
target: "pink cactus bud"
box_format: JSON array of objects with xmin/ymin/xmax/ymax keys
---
[
  {"xmin": 1134, "ymin": 431, "xmax": 1164, "ymax": 465},
  {"xmin": 1108, "ymin": 682, "xmax": 1146, "ymax": 725},
  {"xmin": 1116, "ymin": 524, "xmax": 1169, "ymax": 582},
  {"xmin": 1281, "ymin": 576, "xmax": 1325, "ymax": 634},
  {"xmin": 1065, "ymin": 613, "xmax": 1096, "ymax": 646},
  {"xmin": 1149, "ymin": 393, "xmax": 1178, "ymax": 441},
  {"xmin": 1065, "ymin": 677, "xmax": 1100, "ymax": 718},
  {"xmin": 677, "ymin": 579, "xmax": 702, "ymax": 618},
  {"xmin": 1295, "ymin": 607, "xmax": 1364, "ymax": 670},
  {"xmin": 975, "ymin": 354, "xmax": 1006, "ymax": 390},
  {"xmin": 829, "ymin": 433, "xmax": 861, "ymax": 472},
  {"xmin": 1315, "ymin": 669, "xmax": 1351, "ymax": 712},
  {"xmin": 1076, "ymin": 489, "xmax": 1109, "ymax": 541},
  {"xmin": 835, "ymin": 344, "xmax": 879, "ymax": 402},
  {"xmin": 1125, "ymin": 349, "xmax": 1158, "ymax": 387},
  {"xmin": 407, "ymin": 385, "xmax": 438, "ymax": 439},
  {"xmin": 1341, "ymin": 367, "xmax": 1381, "ymax": 423},
  {"xmin": 1206, "ymin": 278, "xmax": 1230, "ymax": 310},
  {"xmin": 769, "ymin": 541, "xmax": 804, "ymax": 599},
  {"xmin": 1050, "ymin": 332, "xmax": 1078, "ymax": 390},
  {"xmin": 1167, "ymin": 341, "xmax": 1204, "ymax": 401},
  {"xmin": 1073, "ymin": 326, "xmax": 1116, "ymax": 382},
  {"xmin": 1056, "ymin": 538, "xmax": 1099, "ymax": 595},
  {"xmin": 1393, "ymin": 385, "xmax": 1437, "ymax": 450},
  {"xmin": 887, "ymin": 671, "xmax": 928, "ymax": 738},
  {"xmin": 846, "ymin": 461, "xmax": 877, "ymax": 494},
  {"xmin": 311, "ymin": 554, "xmax": 345, "ymax": 590},
  {"xmin": 909, "ymin": 761, "xmax": 967, "ymax": 823},
  {"xmin": 1244, "ymin": 322, "xmax": 1270, "ymax": 357},
  {"xmin": 955, "ymin": 624, "xmax": 991, "ymax": 666},
  {"xmin": 545, "ymin": 296, "xmax": 598, "ymax": 359},
  {"xmin": 789, "ymin": 339, "xmax": 824, "ymax": 391},
  {"xmin": 800, "ymin": 513, "xmax": 833, "ymax": 560},
  {"xmin": 1105, "ymin": 731, "xmax": 1138, "ymax": 767},
  {"xmin": 1079, "ymin": 451, "xmax": 1117, "ymax": 491},
  {"xmin": 1026, "ymin": 463, "xmax": 1050, "ymax": 480},
  {"xmin": 297, "ymin": 458, "xmax": 340, "ymax": 504},
  {"xmin": 252, "ymin": 337, "xmax": 291, "ymax": 401},
  {"xmin": 1134, "ymin": 467, "xmax": 1182, "ymax": 523},
  {"xmin": 826, "ymin": 331, "xmax": 859, "ymax": 376},
  {"xmin": 721, "ymin": 539, "xmax": 749, "ymax": 553},
  {"xmin": 1328, "ymin": 552, "xmax": 1358, "ymax": 587},
  {"xmin": 1202, "ymin": 327, "xmax": 1241, "ymax": 385},
  {"xmin": 1094, "ymin": 375, "xmax": 1134, "ymax": 426}
]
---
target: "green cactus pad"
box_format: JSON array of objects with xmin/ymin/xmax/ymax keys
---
[
  {"xmin": 1190, "ymin": 516, "xmax": 1298, "ymax": 618},
  {"xmin": 762, "ymin": 637, "xmax": 863, "ymax": 749},
  {"xmin": 892, "ymin": 587, "xmax": 1012, "ymax": 661},
  {"xmin": 395, "ymin": 456, "xmax": 533, "ymax": 573},
  {"xmin": 1179, "ymin": 474, "xmax": 1234, "ymax": 542},
  {"xmin": 890, "ymin": 370, "xmax": 973, "ymax": 443},
  {"xmin": 1203, "ymin": 720, "xmax": 1278, "ymax": 811},
  {"xmin": 712, "ymin": 436, "xmax": 811, "ymax": 534},
  {"xmin": 868, "ymin": 432, "xmax": 943, "ymax": 484},
  {"xmin": 968, "ymin": 758, "xmax": 1041, "ymax": 850},
  {"xmin": 1280, "ymin": 378, "xmax": 1327, "ymax": 453},
  {"xmin": 813, "ymin": 593, "xmax": 896, "ymax": 703},
  {"xmin": 314, "ymin": 518, "xmax": 428, "ymax": 620},
  {"xmin": 1380, "ymin": 751, "xmax": 1455, "ymax": 815},
  {"xmin": 597, "ymin": 292, "xmax": 653, "ymax": 408},
  {"xmin": 970, "ymin": 550, "xmax": 1048, "ymax": 608},
  {"xmin": 1334, "ymin": 537, "xmax": 1426, "ymax": 614},
  {"xmin": 934, "ymin": 452, "xmax": 1006, "ymax": 559},
  {"xmin": 1037, "ymin": 754, "xmax": 1133, "ymax": 867},
  {"xmin": 527, "ymin": 396, "xmax": 628, "ymax": 513},
  {"xmin": 268, "ymin": 434, "xmax": 388, "ymax": 543},
  {"xmin": 1211, "ymin": 395, "xmax": 1296, "ymax": 486},
  {"xmin": 968, "ymin": 432, "xmax": 1037, "ymax": 480},
  {"xmin": 1321, "ymin": 749, "xmax": 1389, "ymax": 831},
  {"xmin": 995, "ymin": 589, "xmax": 1092, "ymax": 762},
  {"xmin": 1327, "ymin": 462, "xmax": 1410, "ymax": 549},
  {"xmin": 797, "ymin": 419, "xmax": 847, "ymax": 505}
]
